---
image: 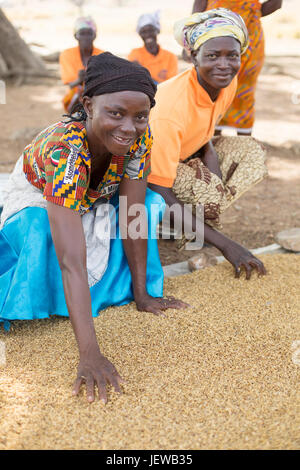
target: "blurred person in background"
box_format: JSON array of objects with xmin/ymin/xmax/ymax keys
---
[
  {"xmin": 60, "ymin": 16, "xmax": 104, "ymax": 112},
  {"xmin": 191, "ymin": 0, "xmax": 283, "ymax": 135},
  {"xmin": 128, "ymin": 10, "xmax": 178, "ymax": 84}
]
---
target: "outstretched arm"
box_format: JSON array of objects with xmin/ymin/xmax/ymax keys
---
[
  {"xmin": 119, "ymin": 178, "xmax": 189, "ymax": 315},
  {"xmin": 47, "ymin": 201, "xmax": 123, "ymax": 403},
  {"xmin": 148, "ymin": 183, "xmax": 266, "ymax": 279},
  {"xmin": 261, "ymin": 0, "xmax": 282, "ymax": 17}
]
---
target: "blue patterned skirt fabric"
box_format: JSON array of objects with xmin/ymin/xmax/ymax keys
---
[{"xmin": 0, "ymin": 189, "xmax": 165, "ymax": 329}]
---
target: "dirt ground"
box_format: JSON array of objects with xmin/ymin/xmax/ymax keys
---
[{"xmin": 1, "ymin": 54, "xmax": 300, "ymax": 265}]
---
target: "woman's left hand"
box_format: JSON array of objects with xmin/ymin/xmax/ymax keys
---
[
  {"xmin": 135, "ymin": 294, "xmax": 190, "ymax": 316},
  {"xmin": 221, "ymin": 240, "xmax": 267, "ymax": 279}
]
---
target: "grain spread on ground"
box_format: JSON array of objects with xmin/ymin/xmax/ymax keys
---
[{"xmin": 0, "ymin": 254, "xmax": 299, "ymax": 450}]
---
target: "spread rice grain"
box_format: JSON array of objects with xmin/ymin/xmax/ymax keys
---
[{"xmin": 0, "ymin": 254, "xmax": 299, "ymax": 450}]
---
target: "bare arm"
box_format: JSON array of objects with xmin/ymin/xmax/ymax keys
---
[
  {"xmin": 119, "ymin": 178, "xmax": 189, "ymax": 315},
  {"xmin": 47, "ymin": 201, "xmax": 123, "ymax": 403},
  {"xmin": 147, "ymin": 183, "xmax": 266, "ymax": 279},
  {"xmin": 192, "ymin": 0, "xmax": 208, "ymax": 13},
  {"xmin": 261, "ymin": 0, "xmax": 282, "ymax": 17}
]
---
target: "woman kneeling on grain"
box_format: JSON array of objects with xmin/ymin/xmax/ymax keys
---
[
  {"xmin": 0, "ymin": 53, "xmax": 188, "ymax": 403},
  {"xmin": 148, "ymin": 8, "xmax": 268, "ymax": 279}
]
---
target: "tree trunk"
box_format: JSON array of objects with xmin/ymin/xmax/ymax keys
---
[{"xmin": 0, "ymin": 8, "xmax": 48, "ymax": 79}]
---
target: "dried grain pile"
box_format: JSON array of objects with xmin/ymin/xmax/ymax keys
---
[{"xmin": 0, "ymin": 254, "xmax": 299, "ymax": 450}]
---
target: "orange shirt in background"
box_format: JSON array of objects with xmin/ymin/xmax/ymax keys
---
[
  {"xmin": 148, "ymin": 67, "xmax": 237, "ymax": 188},
  {"xmin": 59, "ymin": 46, "xmax": 104, "ymax": 84},
  {"xmin": 128, "ymin": 46, "xmax": 178, "ymax": 84}
]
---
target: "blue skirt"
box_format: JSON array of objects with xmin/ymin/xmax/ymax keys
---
[{"xmin": 0, "ymin": 189, "xmax": 165, "ymax": 329}]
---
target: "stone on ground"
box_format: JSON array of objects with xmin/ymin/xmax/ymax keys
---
[{"xmin": 275, "ymin": 228, "xmax": 300, "ymax": 252}]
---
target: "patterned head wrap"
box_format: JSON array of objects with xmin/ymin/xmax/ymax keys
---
[
  {"xmin": 174, "ymin": 8, "xmax": 248, "ymax": 54},
  {"xmin": 74, "ymin": 16, "xmax": 97, "ymax": 36},
  {"xmin": 83, "ymin": 52, "xmax": 157, "ymax": 108},
  {"xmin": 136, "ymin": 10, "xmax": 160, "ymax": 34}
]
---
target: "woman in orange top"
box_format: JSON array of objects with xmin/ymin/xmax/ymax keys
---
[
  {"xmin": 59, "ymin": 16, "xmax": 103, "ymax": 112},
  {"xmin": 192, "ymin": 0, "xmax": 283, "ymax": 135},
  {"xmin": 148, "ymin": 9, "xmax": 267, "ymax": 280},
  {"xmin": 128, "ymin": 11, "xmax": 178, "ymax": 84}
]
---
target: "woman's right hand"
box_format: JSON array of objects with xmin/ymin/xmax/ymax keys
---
[
  {"xmin": 221, "ymin": 239, "xmax": 267, "ymax": 279},
  {"xmin": 72, "ymin": 349, "xmax": 125, "ymax": 404}
]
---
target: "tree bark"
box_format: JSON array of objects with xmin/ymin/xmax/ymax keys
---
[{"xmin": 0, "ymin": 8, "xmax": 48, "ymax": 79}]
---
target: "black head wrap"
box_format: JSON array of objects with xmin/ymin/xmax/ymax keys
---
[{"xmin": 83, "ymin": 52, "xmax": 157, "ymax": 107}]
